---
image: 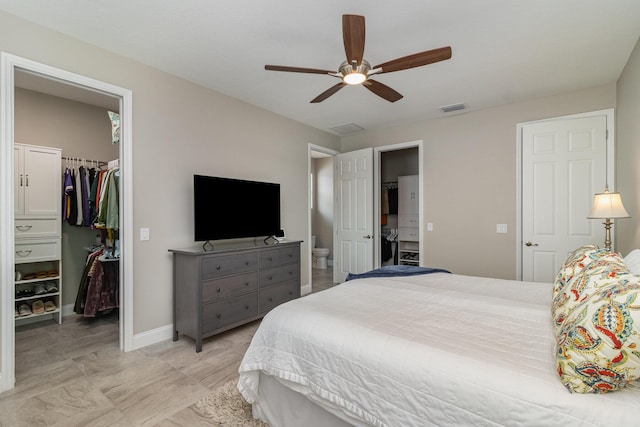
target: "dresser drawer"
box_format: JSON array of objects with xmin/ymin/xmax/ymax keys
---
[
  {"xmin": 259, "ymin": 264, "xmax": 299, "ymax": 288},
  {"xmin": 259, "ymin": 281, "xmax": 299, "ymax": 314},
  {"xmin": 201, "ymin": 255, "xmax": 236, "ymax": 279},
  {"xmin": 259, "ymin": 248, "xmax": 280, "ymax": 269},
  {"xmin": 202, "ymin": 272, "xmax": 258, "ymax": 303},
  {"xmin": 203, "ymin": 293, "xmax": 258, "ymax": 333},
  {"xmin": 279, "ymin": 246, "xmax": 300, "ymax": 265},
  {"xmin": 399, "ymin": 227, "xmax": 419, "ymax": 242},
  {"xmin": 14, "ymin": 239, "xmax": 61, "ymax": 264},
  {"xmin": 398, "ymin": 215, "xmax": 419, "ymax": 228},
  {"xmin": 15, "ymin": 218, "xmax": 59, "ymax": 239},
  {"xmin": 233, "ymin": 252, "xmax": 258, "ymax": 273}
]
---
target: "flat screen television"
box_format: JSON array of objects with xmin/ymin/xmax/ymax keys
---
[{"xmin": 193, "ymin": 174, "xmax": 281, "ymax": 242}]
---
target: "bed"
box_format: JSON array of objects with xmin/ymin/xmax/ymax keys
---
[{"xmin": 238, "ymin": 269, "xmax": 640, "ymax": 426}]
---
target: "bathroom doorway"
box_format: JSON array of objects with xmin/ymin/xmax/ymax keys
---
[{"xmin": 308, "ymin": 144, "xmax": 338, "ymax": 294}]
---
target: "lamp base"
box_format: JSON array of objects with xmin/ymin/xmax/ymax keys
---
[{"xmin": 602, "ymin": 219, "xmax": 613, "ymax": 251}]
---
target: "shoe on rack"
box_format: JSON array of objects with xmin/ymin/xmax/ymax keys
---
[
  {"xmin": 44, "ymin": 301, "xmax": 56, "ymax": 312},
  {"xmin": 18, "ymin": 303, "xmax": 32, "ymax": 317},
  {"xmin": 31, "ymin": 300, "xmax": 45, "ymax": 314},
  {"xmin": 45, "ymin": 282, "xmax": 58, "ymax": 293},
  {"xmin": 34, "ymin": 283, "xmax": 47, "ymax": 295}
]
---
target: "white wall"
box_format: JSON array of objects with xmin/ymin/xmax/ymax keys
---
[{"xmin": 341, "ymin": 84, "xmax": 616, "ymax": 279}]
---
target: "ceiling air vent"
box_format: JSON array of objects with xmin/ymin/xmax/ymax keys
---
[
  {"xmin": 440, "ymin": 103, "xmax": 466, "ymax": 113},
  {"xmin": 330, "ymin": 123, "xmax": 365, "ymax": 135}
]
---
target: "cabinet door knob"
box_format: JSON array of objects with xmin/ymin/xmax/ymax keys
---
[
  {"xmin": 216, "ymin": 313, "xmax": 221, "ymax": 319},
  {"xmin": 288, "ymin": 291, "xmax": 293, "ymax": 296},
  {"xmin": 244, "ymin": 305, "xmax": 249, "ymax": 310},
  {"xmin": 216, "ymin": 265, "xmax": 221, "ymax": 270},
  {"xmin": 267, "ymin": 275, "xmax": 273, "ymax": 280},
  {"xmin": 216, "ymin": 287, "xmax": 221, "ymax": 293},
  {"xmin": 244, "ymin": 281, "xmax": 249, "ymax": 286},
  {"xmin": 25, "ymin": 175, "xmax": 29, "ymax": 186},
  {"xmin": 268, "ymin": 297, "xmax": 273, "ymax": 302},
  {"xmin": 268, "ymin": 257, "xmax": 273, "ymax": 261}
]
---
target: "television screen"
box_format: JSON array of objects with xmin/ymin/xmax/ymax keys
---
[{"xmin": 193, "ymin": 175, "xmax": 281, "ymax": 242}]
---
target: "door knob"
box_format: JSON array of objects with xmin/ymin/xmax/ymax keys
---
[
  {"xmin": 525, "ymin": 241, "xmax": 539, "ymax": 247},
  {"xmin": 363, "ymin": 235, "xmax": 373, "ymax": 239}
]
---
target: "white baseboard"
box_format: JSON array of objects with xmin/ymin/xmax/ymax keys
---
[
  {"xmin": 131, "ymin": 324, "xmax": 174, "ymax": 350},
  {"xmin": 62, "ymin": 303, "xmax": 75, "ymax": 317},
  {"xmin": 301, "ymin": 283, "xmax": 312, "ymax": 296}
]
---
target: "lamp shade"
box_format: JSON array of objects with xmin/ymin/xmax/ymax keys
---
[{"xmin": 587, "ymin": 190, "xmax": 630, "ymax": 219}]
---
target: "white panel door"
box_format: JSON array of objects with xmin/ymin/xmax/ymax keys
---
[
  {"xmin": 522, "ymin": 115, "xmax": 607, "ymax": 282},
  {"xmin": 22, "ymin": 145, "xmax": 61, "ymax": 217},
  {"xmin": 14, "ymin": 144, "xmax": 24, "ymax": 215},
  {"xmin": 334, "ymin": 148, "xmax": 374, "ymax": 283}
]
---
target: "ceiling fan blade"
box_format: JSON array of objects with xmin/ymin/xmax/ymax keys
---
[
  {"xmin": 374, "ymin": 46, "xmax": 452, "ymax": 74},
  {"xmin": 310, "ymin": 82, "xmax": 347, "ymax": 103},
  {"xmin": 265, "ymin": 65, "xmax": 335, "ymax": 74},
  {"xmin": 363, "ymin": 79, "xmax": 403, "ymax": 102},
  {"xmin": 342, "ymin": 14, "xmax": 366, "ymax": 66}
]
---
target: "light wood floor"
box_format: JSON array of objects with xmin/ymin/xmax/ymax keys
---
[{"xmin": 0, "ymin": 267, "xmax": 336, "ymax": 426}]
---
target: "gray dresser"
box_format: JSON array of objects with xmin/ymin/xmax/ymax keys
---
[{"xmin": 169, "ymin": 240, "xmax": 301, "ymax": 352}]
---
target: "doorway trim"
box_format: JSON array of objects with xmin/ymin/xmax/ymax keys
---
[
  {"xmin": 374, "ymin": 140, "xmax": 424, "ymax": 268},
  {"xmin": 307, "ymin": 143, "xmax": 340, "ymax": 295},
  {"xmin": 515, "ymin": 108, "xmax": 614, "ymax": 280},
  {"xmin": 0, "ymin": 52, "xmax": 134, "ymax": 392}
]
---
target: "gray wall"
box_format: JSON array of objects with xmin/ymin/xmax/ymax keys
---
[
  {"xmin": 341, "ymin": 84, "xmax": 617, "ymax": 279},
  {"xmin": 0, "ymin": 11, "xmax": 340, "ymax": 336},
  {"xmin": 616, "ymin": 36, "xmax": 640, "ymax": 254}
]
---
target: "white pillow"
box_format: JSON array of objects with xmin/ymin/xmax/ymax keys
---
[{"xmin": 624, "ymin": 249, "xmax": 640, "ymax": 274}]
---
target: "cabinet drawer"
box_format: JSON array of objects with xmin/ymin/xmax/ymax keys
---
[
  {"xmin": 399, "ymin": 227, "xmax": 419, "ymax": 242},
  {"xmin": 14, "ymin": 239, "xmax": 60, "ymax": 264},
  {"xmin": 259, "ymin": 281, "xmax": 299, "ymax": 314},
  {"xmin": 201, "ymin": 255, "xmax": 236, "ymax": 279},
  {"xmin": 15, "ymin": 218, "xmax": 59, "ymax": 239},
  {"xmin": 202, "ymin": 272, "xmax": 258, "ymax": 303},
  {"xmin": 203, "ymin": 293, "xmax": 258, "ymax": 333},
  {"xmin": 398, "ymin": 215, "xmax": 419, "ymax": 228},
  {"xmin": 259, "ymin": 264, "xmax": 299, "ymax": 288},
  {"xmin": 279, "ymin": 246, "xmax": 300, "ymax": 265}
]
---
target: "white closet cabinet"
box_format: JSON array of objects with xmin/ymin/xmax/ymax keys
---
[
  {"xmin": 14, "ymin": 144, "xmax": 62, "ymax": 218},
  {"xmin": 398, "ymin": 175, "xmax": 420, "ymax": 265},
  {"xmin": 14, "ymin": 143, "xmax": 62, "ymax": 325}
]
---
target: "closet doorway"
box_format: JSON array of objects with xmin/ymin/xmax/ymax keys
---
[{"xmin": 0, "ymin": 53, "xmax": 133, "ymax": 392}]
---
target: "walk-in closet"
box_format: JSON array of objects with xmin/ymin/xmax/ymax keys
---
[
  {"xmin": 13, "ymin": 79, "xmax": 121, "ymax": 378},
  {"xmin": 379, "ymin": 147, "xmax": 419, "ymax": 266}
]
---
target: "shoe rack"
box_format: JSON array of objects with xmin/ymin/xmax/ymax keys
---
[{"xmin": 15, "ymin": 261, "xmax": 62, "ymax": 324}]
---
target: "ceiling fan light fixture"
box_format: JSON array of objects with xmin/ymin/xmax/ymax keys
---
[
  {"xmin": 339, "ymin": 60, "xmax": 370, "ymax": 85},
  {"xmin": 343, "ymin": 72, "xmax": 367, "ymax": 85}
]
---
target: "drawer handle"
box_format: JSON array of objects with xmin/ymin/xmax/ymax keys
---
[
  {"xmin": 216, "ymin": 313, "xmax": 221, "ymax": 319},
  {"xmin": 244, "ymin": 260, "xmax": 249, "ymax": 265},
  {"xmin": 288, "ymin": 291, "xmax": 293, "ymax": 296},
  {"xmin": 16, "ymin": 225, "xmax": 33, "ymax": 232},
  {"xmin": 244, "ymin": 281, "xmax": 249, "ymax": 286},
  {"xmin": 216, "ymin": 287, "xmax": 221, "ymax": 293},
  {"xmin": 245, "ymin": 305, "xmax": 249, "ymax": 310},
  {"xmin": 216, "ymin": 265, "xmax": 221, "ymax": 270},
  {"xmin": 267, "ymin": 275, "xmax": 273, "ymax": 280},
  {"xmin": 288, "ymin": 271, "xmax": 293, "ymax": 275},
  {"xmin": 268, "ymin": 257, "xmax": 273, "ymax": 261},
  {"xmin": 268, "ymin": 297, "xmax": 273, "ymax": 302},
  {"xmin": 288, "ymin": 253, "xmax": 292, "ymax": 258},
  {"xmin": 15, "ymin": 250, "xmax": 32, "ymax": 257}
]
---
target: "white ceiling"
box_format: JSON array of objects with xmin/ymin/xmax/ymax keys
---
[{"xmin": 1, "ymin": 1, "xmax": 639, "ymax": 135}]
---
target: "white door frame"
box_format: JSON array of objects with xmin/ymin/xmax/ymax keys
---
[
  {"xmin": 0, "ymin": 52, "xmax": 134, "ymax": 392},
  {"xmin": 515, "ymin": 108, "xmax": 614, "ymax": 280},
  {"xmin": 306, "ymin": 143, "xmax": 340, "ymax": 295},
  {"xmin": 374, "ymin": 140, "xmax": 424, "ymax": 268}
]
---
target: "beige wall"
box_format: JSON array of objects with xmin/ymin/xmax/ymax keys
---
[
  {"xmin": 15, "ymin": 88, "xmax": 120, "ymax": 308},
  {"xmin": 616, "ymin": 36, "xmax": 640, "ymax": 254},
  {"xmin": 1, "ymin": 11, "xmax": 340, "ymax": 335},
  {"xmin": 312, "ymin": 157, "xmax": 333, "ymax": 258},
  {"xmin": 341, "ymin": 84, "xmax": 616, "ymax": 279}
]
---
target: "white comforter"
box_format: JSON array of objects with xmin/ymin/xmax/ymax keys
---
[{"xmin": 238, "ymin": 273, "xmax": 640, "ymax": 426}]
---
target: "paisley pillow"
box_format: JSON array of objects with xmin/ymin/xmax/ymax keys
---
[
  {"xmin": 552, "ymin": 251, "xmax": 627, "ymax": 332},
  {"xmin": 553, "ymin": 245, "xmax": 600, "ymax": 295},
  {"xmin": 556, "ymin": 264, "xmax": 640, "ymax": 393}
]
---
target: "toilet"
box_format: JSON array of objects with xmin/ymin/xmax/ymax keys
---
[{"xmin": 312, "ymin": 236, "xmax": 330, "ymax": 269}]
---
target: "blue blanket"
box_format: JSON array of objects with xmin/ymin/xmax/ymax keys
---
[{"xmin": 345, "ymin": 265, "xmax": 451, "ymax": 281}]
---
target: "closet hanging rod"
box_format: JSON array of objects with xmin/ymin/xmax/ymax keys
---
[{"xmin": 61, "ymin": 156, "xmax": 108, "ymax": 166}]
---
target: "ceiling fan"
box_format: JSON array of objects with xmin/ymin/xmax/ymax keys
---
[{"xmin": 265, "ymin": 14, "xmax": 452, "ymax": 103}]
